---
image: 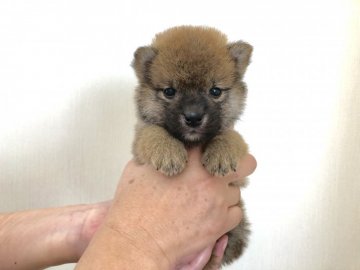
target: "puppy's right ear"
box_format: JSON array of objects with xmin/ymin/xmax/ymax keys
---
[
  {"xmin": 228, "ymin": 41, "xmax": 253, "ymax": 79},
  {"xmin": 132, "ymin": 46, "xmax": 157, "ymax": 83}
]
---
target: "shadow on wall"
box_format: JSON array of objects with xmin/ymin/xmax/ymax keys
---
[{"xmin": 0, "ymin": 78, "xmax": 137, "ymax": 211}]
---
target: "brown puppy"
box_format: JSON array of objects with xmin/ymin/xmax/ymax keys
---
[{"xmin": 132, "ymin": 26, "xmax": 252, "ymax": 268}]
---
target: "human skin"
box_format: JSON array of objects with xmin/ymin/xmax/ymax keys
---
[
  {"xmin": 0, "ymin": 149, "xmax": 256, "ymax": 270},
  {"xmin": 76, "ymin": 149, "xmax": 256, "ymax": 270}
]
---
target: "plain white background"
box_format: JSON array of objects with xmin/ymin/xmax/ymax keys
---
[{"xmin": 0, "ymin": 0, "xmax": 359, "ymax": 269}]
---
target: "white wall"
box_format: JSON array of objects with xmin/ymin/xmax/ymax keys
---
[{"xmin": 0, "ymin": 0, "xmax": 359, "ymax": 269}]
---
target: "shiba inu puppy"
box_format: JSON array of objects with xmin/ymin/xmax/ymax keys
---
[{"xmin": 132, "ymin": 26, "xmax": 252, "ymax": 267}]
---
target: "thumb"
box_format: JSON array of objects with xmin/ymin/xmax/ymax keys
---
[
  {"xmin": 203, "ymin": 235, "xmax": 228, "ymax": 270},
  {"xmin": 179, "ymin": 245, "xmax": 213, "ymax": 270}
]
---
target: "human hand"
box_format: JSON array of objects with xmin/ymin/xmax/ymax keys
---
[
  {"xmin": 0, "ymin": 150, "xmax": 255, "ymax": 270},
  {"xmin": 175, "ymin": 234, "xmax": 229, "ymax": 270},
  {"xmin": 76, "ymin": 148, "xmax": 256, "ymax": 269},
  {"xmin": 173, "ymin": 152, "xmax": 256, "ymax": 270}
]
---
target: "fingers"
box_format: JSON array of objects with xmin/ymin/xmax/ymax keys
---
[
  {"xmin": 222, "ymin": 153, "xmax": 257, "ymax": 186},
  {"xmin": 202, "ymin": 235, "xmax": 228, "ymax": 270},
  {"xmin": 185, "ymin": 147, "xmax": 206, "ymax": 173},
  {"xmin": 224, "ymin": 206, "xmax": 243, "ymax": 234},
  {"xmin": 190, "ymin": 150, "xmax": 257, "ymax": 180},
  {"xmin": 211, "ymin": 235, "xmax": 228, "ymax": 267},
  {"xmin": 184, "ymin": 236, "xmax": 228, "ymax": 270},
  {"xmin": 236, "ymin": 154, "xmax": 257, "ymax": 178},
  {"xmin": 183, "ymin": 245, "xmax": 213, "ymax": 270},
  {"xmin": 226, "ymin": 184, "xmax": 241, "ymax": 207},
  {"xmin": 186, "ymin": 147, "xmax": 202, "ymax": 162}
]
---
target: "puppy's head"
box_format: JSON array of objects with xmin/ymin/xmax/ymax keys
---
[{"xmin": 132, "ymin": 26, "xmax": 252, "ymax": 145}]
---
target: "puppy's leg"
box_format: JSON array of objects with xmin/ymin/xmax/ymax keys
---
[
  {"xmin": 133, "ymin": 124, "xmax": 188, "ymax": 176},
  {"xmin": 202, "ymin": 130, "xmax": 248, "ymax": 176}
]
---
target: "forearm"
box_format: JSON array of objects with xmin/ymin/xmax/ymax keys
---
[{"xmin": 0, "ymin": 203, "xmax": 108, "ymax": 270}]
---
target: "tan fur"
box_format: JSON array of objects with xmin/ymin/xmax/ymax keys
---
[
  {"xmin": 202, "ymin": 130, "xmax": 248, "ymax": 176},
  {"xmin": 133, "ymin": 122, "xmax": 188, "ymax": 176},
  {"xmin": 151, "ymin": 27, "xmax": 235, "ymax": 90},
  {"xmin": 131, "ymin": 26, "xmax": 253, "ymax": 268}
]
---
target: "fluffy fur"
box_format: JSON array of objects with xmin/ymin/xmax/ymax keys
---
[{"xmin": 131, "ymin": 26, "xmax": 252, "ymax": 268}]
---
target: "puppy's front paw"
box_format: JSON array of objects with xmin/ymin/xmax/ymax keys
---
[
  {"xmin": 133, "ymin": 125, "xmax": 188, "ymax": 177},
  {"xmin": 150, "ymin": 140, "xmax": 188, "ymax": 176},
  {"xmin": 202, "ymin": 143, "xmax": 238, "ymax": 176},
  {"xmin": 202, "ymin": 132, "xmax": 248, "ymax": 176}
]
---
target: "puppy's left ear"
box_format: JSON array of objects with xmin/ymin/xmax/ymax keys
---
[
  {"xmin": 228, "ymin": 41, "xmax": 253, "ymax": 79},
  {"xmin": 132, "ymin": 46, "xmax": 157, "ymax": 83}
]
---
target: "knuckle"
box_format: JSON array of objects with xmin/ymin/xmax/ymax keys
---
[{"xmin": 234, "ymin": 207, "xmax": 243, "ymax": 225}]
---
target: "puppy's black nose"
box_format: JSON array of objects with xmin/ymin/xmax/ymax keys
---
[{"xmin": 184, "ymin": 112, "xmax": 203, "ymax": 127}]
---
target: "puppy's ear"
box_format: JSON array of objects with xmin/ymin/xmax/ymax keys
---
[
  {"xmin": 132, "ymin": 46, "xmax": 157, "ymax": 83},
  {"xmin": 228, "ymin": 41, "xmax": 253, "ymax": 79}
]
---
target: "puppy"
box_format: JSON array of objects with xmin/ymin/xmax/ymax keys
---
[{"xmin": 131, "ymin": 26, "xmax": 252, "ymax": 268}]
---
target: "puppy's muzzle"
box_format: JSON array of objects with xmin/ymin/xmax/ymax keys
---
[
  {"xmin": 183, "ymin": 111, "xmax": 204, "ymax": 127},
  {"xmin": 182, "ymin": 100, "xmax": 206, "ymax": 128}
]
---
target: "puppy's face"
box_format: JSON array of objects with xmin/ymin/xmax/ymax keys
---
[{"xmin": 133, "ymin": 26, "xmax": 252, "ymax": 145}]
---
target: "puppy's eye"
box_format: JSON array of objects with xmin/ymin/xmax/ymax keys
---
[
  {"xmin": 163, "ymin": 87, "xmax": 176, "ymax": 98},
  {"xmin": 209, "ymin": 87, "xmax": 222, "ymax": 98}
]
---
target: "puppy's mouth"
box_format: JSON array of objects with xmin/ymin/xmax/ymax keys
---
[
  {"xmin": 180, "ymin": 114, "xmax": 209, "ymax": 143},
  {"xmin": 165, "ymin": 114, "xmax": 219, "ymax": 145},
  {"xmin": 183, "ymin": 128, "xmax": 205, "ymax": 142}
]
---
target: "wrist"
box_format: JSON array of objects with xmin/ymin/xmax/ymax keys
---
[
  {"xmin": 0, "ymin": 208, "xmax": 65, "ymax": 269},
  {"xmin": 0, "ymin": 203, "xmax": 108, "ymax": 269},
  {"xmin": 76, "ymin": 222, "xmax": 171, "ymax": 270}
]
